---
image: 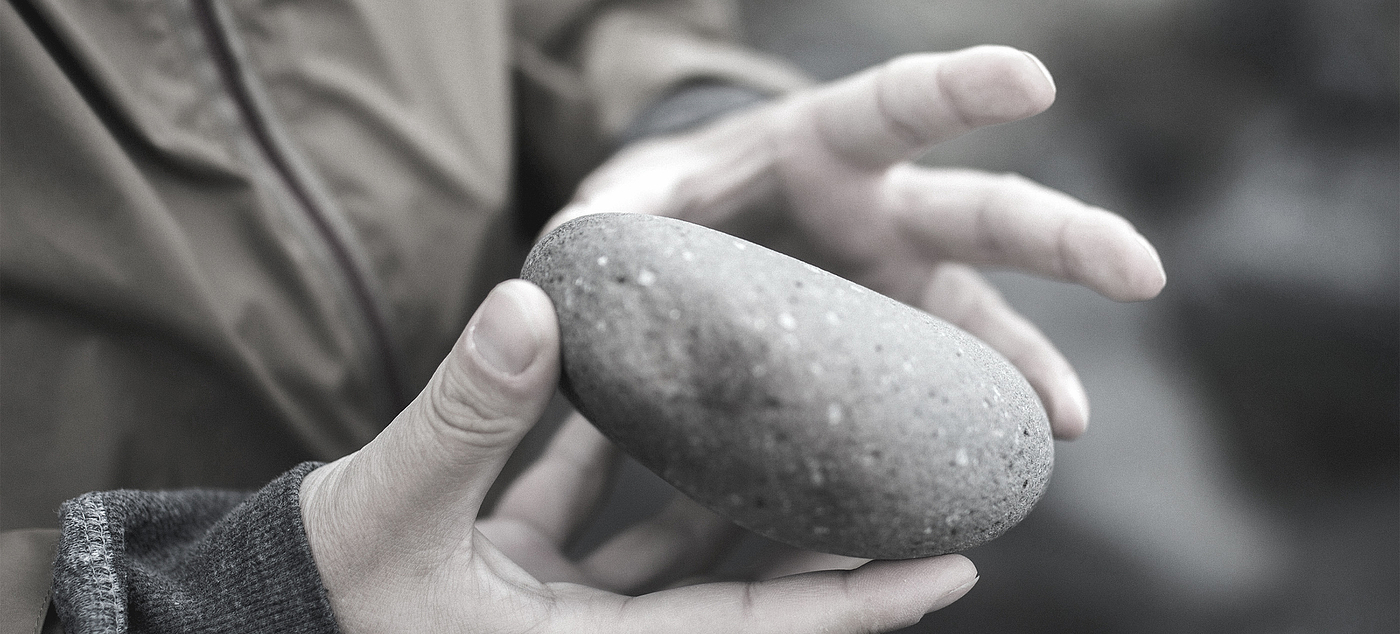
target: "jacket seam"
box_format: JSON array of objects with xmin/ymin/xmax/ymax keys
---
[{"xmin": 190, "ymin": 0, "xmax": 408, "ymax": 409}]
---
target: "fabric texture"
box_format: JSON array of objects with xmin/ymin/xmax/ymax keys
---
[
  {"xmin": 1, "ymin": 0, "xmax": 809, "ymax": 631},
  {"xmin": 2, "ymin": 0, "xmax": 809, "ymax": 534},
  {"xmin": 51, "ymin": 463, "xmax": 334, "ymax": 634}
]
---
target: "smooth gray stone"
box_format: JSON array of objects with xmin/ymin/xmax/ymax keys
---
[{"xmin": 522, "ymin": 213, "xmax": 1053, "ymax": 559}]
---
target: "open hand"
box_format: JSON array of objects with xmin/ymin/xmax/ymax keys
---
[{"xmin": 551, "ymin": 45, "xmax": 1167, "ymax": 439}]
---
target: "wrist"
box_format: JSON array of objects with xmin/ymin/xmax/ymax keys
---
[{"xmin": 617, "ymin": 80, "xmax": 769, "ymax": 147}]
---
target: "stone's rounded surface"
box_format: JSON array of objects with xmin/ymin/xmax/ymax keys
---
[{"xmin": 522, "ymin": 213, "xmax": 1053, "ymax": 559}]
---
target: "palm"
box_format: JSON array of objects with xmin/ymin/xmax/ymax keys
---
[
  {"xmin": 559, "ymin": 46, "xmax": 1164, "ymax": 439},
  {"xmin": 453, "ymin": 412, "xmax": 958, "ymax": 633},
  {"xmin": 477, "ymin": 414, "xmax": 861, "ymax": 592}
]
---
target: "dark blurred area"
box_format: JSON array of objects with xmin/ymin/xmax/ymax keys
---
[{"xmin": 733, "ymin": 0, "xmax": 1397, "ymax": 631}]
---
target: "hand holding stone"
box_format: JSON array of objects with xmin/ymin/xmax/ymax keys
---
[
  {"xmin": 298, "ymin": 281, "xmax": 979, "ymax": 634},
  {"xmin": 550, "ymin": 45, "xmax": 1168, "ymax": 440}
]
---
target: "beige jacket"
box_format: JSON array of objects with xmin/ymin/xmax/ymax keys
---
[{"xmin": 0, "ymin": 0, "xmax": 806, "ymax": 629}]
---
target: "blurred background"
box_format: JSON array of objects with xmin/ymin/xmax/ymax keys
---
[{"xmin": 732, "ymin": 0, "xmax": 1398, "ymax": 631}]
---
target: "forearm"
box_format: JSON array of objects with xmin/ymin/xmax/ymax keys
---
[{"xmin": 512, "ymin": 0, "xmax": 810, "ymax": 234}]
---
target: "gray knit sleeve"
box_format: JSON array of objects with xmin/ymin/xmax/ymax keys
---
[{"xmin": 51, "ymin": 462, "xmax": 338, "ymax": 634}]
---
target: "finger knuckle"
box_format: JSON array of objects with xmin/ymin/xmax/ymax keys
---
[{"xmin": 423, "ymin": 365, "xmax": 522, "ymax": 449}]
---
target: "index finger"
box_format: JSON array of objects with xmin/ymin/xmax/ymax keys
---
[
  {"xmin": 490, "ymin": 412, "xmax": 620, "ymax": 546},
  {"xmin": 804, "ymin": 45, "xmax": 1056, "ymax": 170}
]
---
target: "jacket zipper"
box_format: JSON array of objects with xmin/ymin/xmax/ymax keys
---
[{"xmin": 191, "ymin": 0, "xmax": 407, "ymax": 409}]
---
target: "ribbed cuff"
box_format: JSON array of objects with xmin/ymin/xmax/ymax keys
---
[{"xmin": 53, "ymin": 462, "xmax": 338, "ymax": 633}]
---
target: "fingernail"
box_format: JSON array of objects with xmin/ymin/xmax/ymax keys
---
[
  {"xmin": 470, "ymin": 282, "xmax": 541, "ymax": 375},
  {"xmin": 929, "ymin": 575, "xmax": 979, "ymax": 613},
  {"xmin": 1022, "ymin": 51, "xmax": 1055, "ymax": 92},
  {"xmin": 1135, "ymin": 233, "xmax": 1167, "ymax": 284}
]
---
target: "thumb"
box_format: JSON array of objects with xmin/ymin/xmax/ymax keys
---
[{"xmin": 303, "ymin": 280, "xmax": 560, "ymax": 559}]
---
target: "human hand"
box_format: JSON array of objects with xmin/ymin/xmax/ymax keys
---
[
  {"xmin": 300, "ymin": 280, "xmax": 979, "ymax": 633},
  {"xmin": 549, "ymin": 45, "xmax": 1167, "ymax": 439}
]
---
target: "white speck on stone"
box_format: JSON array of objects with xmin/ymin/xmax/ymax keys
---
[
  {"xmin": 668, "ymin": 308, "xmax": 681, "ymax": 320},
  {"xmin": 778, "ymin": 312, "xmax": 797, "ymax": 330},
  {"xmin": 595, "ymin": 320, "xmax": 607, "ymax": 331},
  {"xmin": 809, "ymin": 362, "xmax": 824, "ymax": 375},
  {"xmin": 596, "ymin": 256, "xmax": 608, "ymax": 266},
  {"xmin": 825, "ymin": 311, "xmax": 840, "ymax": 326},
  {"xmin": 751, "ymin": 364, "xmax": 768, "ymax": 378},
  {"xmin": 954, "ymin": 447, "xmax": 970, "ymax": 467},
  {"xmin": 827, "ymin": 403, "xmax": 844, "ymax": 426},
  {"xmin": 812, "ymin": 526, "xmax": 830, "ymax": 535},
  {"xmin": 732, "ymin": 240, "xmax": 747, "ymax": 250},
  {"xmin": 902, "ymin": 361, "xmax": 914, "ymax": 372},
  {"xmin": 923, "ymin": 526, "xmax": 934, "ymax": 535},
  {"xmin": 574, "ymin": 277, "xmax": 583, "ymax": 286},
  {"xmin": 636, "ymin": 268, "xmax": 656, "ymax": 286},
  {"xmin": 682, "ymin": 250, "xmax": 695, "ymax": 261}
]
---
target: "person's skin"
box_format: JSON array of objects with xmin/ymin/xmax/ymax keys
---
[{"xmin": 299, "ymin": 46, "xmax": 1166, "ymax": 633}]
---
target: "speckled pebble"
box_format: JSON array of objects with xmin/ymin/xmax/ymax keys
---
[{"xmin": 521, "ymin": 213, "xmax": 1053, "ymax": 559}]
